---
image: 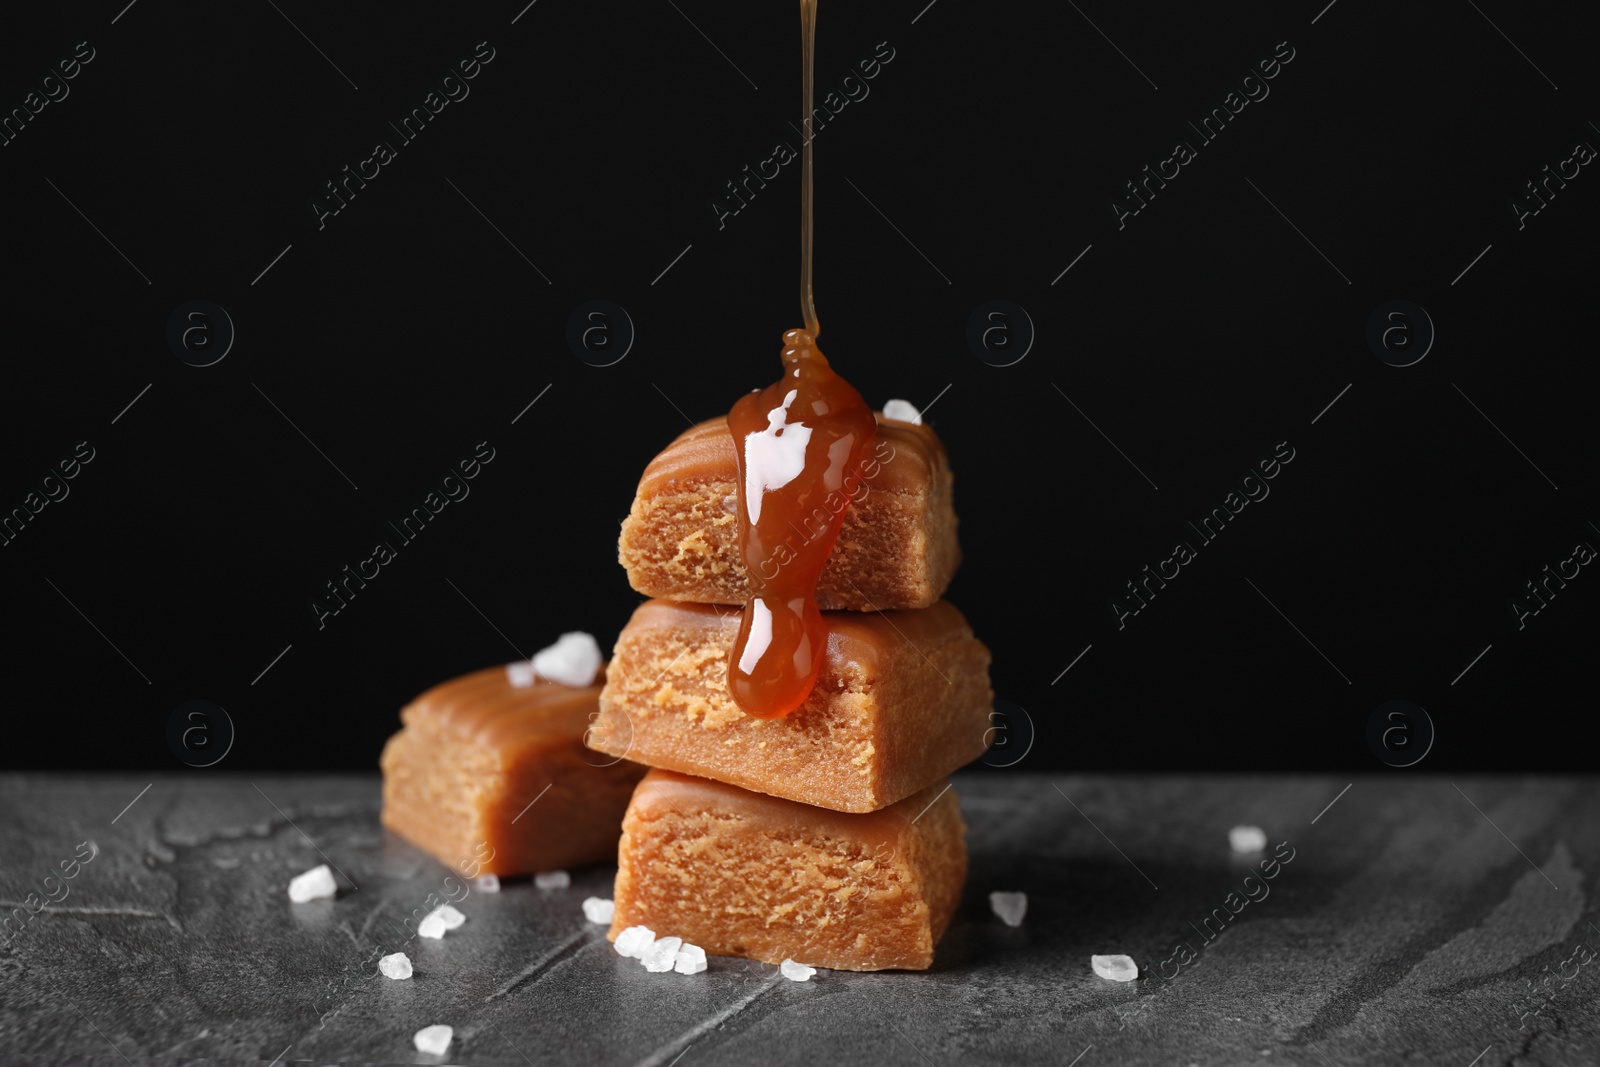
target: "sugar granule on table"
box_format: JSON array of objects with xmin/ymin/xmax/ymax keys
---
[
  {"xmin": 535, "ymin": 869, "xmax": 570, "ymax": 890},
  {"xmin": 287, "ymin": 864, "xmax": 337, "ymax": 903},
  {"xmin": 532, "ymin": 631, "xmax": 602, "ymax": 687},
  {"xmin": 614, "ymin": 925, "xmax": 655, "ymax": 958},
  {"xmin": 641, "ymin": 936, "xmax": 682, "ymax": 973},
  {"xmin": 475, "ymin": 873, "xmax": 501, "ymax": 893},
  {"xmin": 378, "ymin": 952, "xmax": 412, "ymax": 980},
  {"xmin": 989, "ymin": 891, "xmax": 1027, "ymax": 927},
  {"xmin": 780, "ymin": 958, "xmax": 816, "ymax": 982},
  {"xmin": 413, "ymin": 1024, "xmax": 452, "ymax": 1055},
  {"xmin": 1091, "ymin": 954, "xmax": 1138, "ymax": 982},
  {"xmin": 418, "ymin": 903, "xmax": 466, "ymax": 941},
  {"xmin": 1229, "ymin": 825, "xmax": 1267, "ymax": 853},
  {"xmin": 674, "ymin": 943, "xmax": 707, "ymax": 975},
  {"xmin": 582, "ymin": 897, "xmax": 614, "ymax": 924}
]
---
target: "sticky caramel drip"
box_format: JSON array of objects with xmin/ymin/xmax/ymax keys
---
[
  {"xmin": 800, "ymin": 0, "xmax": 819, "ymax": 339},
  {"xmin": 727, "ymin": 331, "xmax": 875, "ymax": 718}
]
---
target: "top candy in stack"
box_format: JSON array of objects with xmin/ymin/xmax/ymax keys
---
[{"xmin": 617, "ymin": 412, "xmax": 959, "ymax": 610}]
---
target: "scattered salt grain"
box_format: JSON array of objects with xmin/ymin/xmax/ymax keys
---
[
  {"xmin": 532, "ymin": 632, "xmax": 603, "ymax": 687},
  {"xmin": 674, "ymin": 943, "xmax": 707, "ymax": 975},
  {"xmin": 287, "ymin": 864, "xmax": 337, "ymax": 903},
  {"xmin": 413, "ymin": 1023, "xmax": 452, "ymax": 1055},
  {"xmin": 378, "ymin": 952, "xmax": 412, "ymax": 980},
  {"xmin": 780, "ymin": 958, "xmax": 816, "ymax": 982},
  {"xmin": 506, "ymin": 661, "xmax": 536, "ymax": 688},
  {"xmin": 475, "ymin": 873, "xmax": 501, "ymax": 893},
  {"xmin": 430, "ymin": 904, "xmax": 466, "ymax": 930},
  {"xmin": 582, "ymin": 897, "xmax": 615, "ymax": 924},
  {"xmin": 641, "ymin": 936, "xmax": 683, "ymax": 973},
  {"xmin": 534, "ymin": 870, "xmax": 570, "ymax": 890},
  {"xmin": 882, "ymin": 399, "xmax": 923, "ymax": 425},
  {"xmin": 989, "ymin": 891, "xmax": 1028, "ymax": 927},
  {"xmin": 614, "ymin": 925, "xmax": 655, "ymax": 958},
  {"xmin": 1091, "ymin": 954, "xmax": 1138, "ymax": 982},
  {"xmin": 417, "ymin": 912, "xmax": 448, "ymax": 939},
  {"xmin": 1229, "ymin": 825, "xmax": 1267, "ymax": 854}
]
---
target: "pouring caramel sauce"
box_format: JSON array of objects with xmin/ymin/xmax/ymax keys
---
[
  {"xmin": 726, "ymin": 0, "xmax": 877, "ymax": 718},
  {"xmin": 798, "ymin": 0, "xmax": 819, "ymax": 339}
]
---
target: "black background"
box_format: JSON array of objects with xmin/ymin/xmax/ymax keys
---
[{"xmin": 1, "ymin": 1, "xmax": 1595, "ymax": 773}]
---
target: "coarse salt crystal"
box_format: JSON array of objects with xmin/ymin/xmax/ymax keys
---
[
  {"xmin": 614, "ymin": 925, "xmax": 655, "ymax": 958},
  {"xmin": 534, "ymin": 870, "xmax": 570, "ymax": 890},
  {"xmin": 287, "ymin": 864, "xmax": 337, "ymax": 903},
  {"xmin": 1229, "ymin": 825, "xmax": 1267, "ymax": 854},
  {"xmin": 780, "ymin": 958, "xmax": 816, "ymax": 982},
  {"xmin": 475, "ymin": 873, "xmax": 500, "ymax": 893},
  {"xmin": 582, "ymin": 897, "xmax": 615, "ymax": 924},
  {"xmin": 430, "ymin": 904, "xmax": 466, "ymax": 930},
  {"xmin": 532, "ymin": 632, "xmax": 603, "ymax": 687},
  {"xmin": 378, "ymin": 952, "xmax": 412, "ymax": 980},
  {"xmin": 506, "ymin": 661, "xmax": 536, "ymax": 688},
  {"xmin": 882, "ymin": 399, "xmax": 923, "ymax": 425},
  {"xmin": 641, "ymin": 936, "xmax": 682, "ymax": 972},
  {"xmin": 674, "ymin": 943, "xmax": 708, "ymax": 975},
  {"xmin": 989, "ymin": 891, "xmax": 1028, "ymax": 927},
  {"xmin": 1091, "ymin": 954, "xmax": 1138, "ymax": 982},
  {"xmin": 417, "ymin": 913, "xmax": 448, "ymax": 939},
  {"xmin": 413, "ymin": 1023, "xmax": 452, "ymax": 1055}
]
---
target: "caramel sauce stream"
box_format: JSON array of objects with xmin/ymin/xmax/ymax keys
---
[
  {"xmin": 726, "ymin": 0, "xmax": 876, "ymax": 718},
  {"xmin": 800, "ymin": 0, "xmax": 819, "ymax": 339}
]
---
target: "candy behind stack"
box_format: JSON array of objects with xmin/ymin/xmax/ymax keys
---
[
  {"xmin": 587, "ymin": 411, "xmax": 994, "ymax": 971},
  {"xmin": 380, "ymin": 642, "xmax": 645, "ymax": 877}
]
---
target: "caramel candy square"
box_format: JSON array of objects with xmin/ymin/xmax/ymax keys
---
[
  {"xmin": 587, "ymin": 600, "xmax": 992, "ymax": 813},
  {"xmin": 381, "ymin": 665, "xmax": 645, "ymax": 876},
  {"xmin": 609, "ymin": 770, "xmax": 966, "ymax": 971},
  {"xmin": 618, "ymin": 415, "xmax": 959, "ymax": 610}
]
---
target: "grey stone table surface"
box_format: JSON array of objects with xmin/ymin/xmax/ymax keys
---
[{"xmin": 2, "ymin": 773, "xmax": 1597, "ymax": 1067}]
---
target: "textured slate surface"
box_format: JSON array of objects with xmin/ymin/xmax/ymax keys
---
[{"xmin": 1, "ymin": 773, "xmax": 1596, "ymax": 1066}]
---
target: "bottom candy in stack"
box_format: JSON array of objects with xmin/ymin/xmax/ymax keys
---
[{"xmin": 607, "ymin": 770, "xmax": 966, "ymax": 972}]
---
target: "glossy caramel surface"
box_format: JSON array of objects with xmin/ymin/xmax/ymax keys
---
[{"xmin": 400, "ymin": 664, "xmax": 601, "ymax": 749}]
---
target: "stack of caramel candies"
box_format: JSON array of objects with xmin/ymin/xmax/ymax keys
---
[{"xmin": 587, "ymin": 406, "xmax": 993, "ymax": 971}]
